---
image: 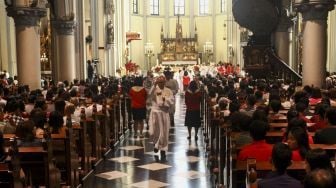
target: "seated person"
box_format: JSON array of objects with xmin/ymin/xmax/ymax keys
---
[
  {"xmin": 284, "ymin": 118, "xmax": 314, "ymax": 144},
  {"xmin": 328, "ymin": 88, "xmax": 336, "ymax": 107},
  {"xmin": 237, "ymin": 120, "xmax": 272, "ymax": 161},
  {"xmin": 240, "ymin": 95, "xmax": 257, "ymax": 117},
  {"xmin": 15, "ymin": 120, "xmax": 42, "ymax": 147},
  {"xmin": 310, "ymin": 103, "xmax": 329, "ymax": 131},
  {"xmin": 309, "ymin": 87, "xmax": 322, "ymax": 106},
  {"xmin": 286, "ymin": 126, "xmax": 310, "ymax": 161},
  {"xmin": 4, "ymin": 99, "xmax": 25, "ymax": 129},
  {"xmin": 0, "ymin": 111, "xmax": 12, "ymax": 133},
  {"xmin": 305, "ymin": 148, "xmax": 333, "ymax": 173},
  {"xmin": 296, "ymin": 102, "xmax": 312, "ymax": 123},
  {"xmin": 231, "ymin": 112, "xmax": 253, "ymax": 148},
  {"xmin": 286, "ymin": 109, "xmax": 299, "ymax": 122},
  {"xmin": 49, "ymin": 111, "xmax": 65, "ymax": 135},
  {"xmin": 257, "ymin": 143, "xmax": 303, "ymax": 188},
  {"xmin": 304, "ymin": 169, "xmax": 336, "ymax": 188},
  {"xmin": 30, "ymin": 108, "xmax": 47, "ymax": 138},
  {"xmin": 314, "ymin": 107, "xmax": 336, "ymax": 144},
  {"xmin": 252, "ymin": 109, "xmax": 268, "ymax": 123},
  {"xmin": 218, "ymin": 98, "xmax": 230, "ymax": 117},
  {"xmin": 269, "ymin": 100, "xmax": 286, "ymax": 119}
]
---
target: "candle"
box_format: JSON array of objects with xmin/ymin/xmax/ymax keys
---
[{"xmin": 156, "ymin": 59, "xmax": 159, "ymax": 66}]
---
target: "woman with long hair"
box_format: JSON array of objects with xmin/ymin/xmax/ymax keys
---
[{"xmin": 286, "ymin": 126, "xmax": 310, "ymax": 161}]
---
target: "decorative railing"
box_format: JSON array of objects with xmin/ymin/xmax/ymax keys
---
[{"xmin": 267, "ymin": 51, "xmax": 302, "ymax": 83}]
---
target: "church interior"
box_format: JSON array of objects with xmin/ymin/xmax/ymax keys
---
[{"xmin": 1, "ymin": 0, "xmax": 336, "ymax": 187}]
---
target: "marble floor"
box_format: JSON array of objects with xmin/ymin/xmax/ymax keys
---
[{"xmin": 83, "ymin": 94, "xmax": 211, "ymax": 188}]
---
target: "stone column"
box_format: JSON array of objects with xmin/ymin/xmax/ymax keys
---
[
  {"xmin": 53, "ymin": 20, "xmax": 76, "ymax": 82},
  {"xmin": 274, "ymin": 11, "xmax": 292, "ymax": 64},
  {"xmin": 295, "ymin": 1, "xmax": 335, "ymax": 88},
  {"xmin": 106, "ymin": 0, "xmax": 116, "ymax": 76},
  {"xmin": 6, "ymin": 6, "xmax": 46, "ymax": 90}
]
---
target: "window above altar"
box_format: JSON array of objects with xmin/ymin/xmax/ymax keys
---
[
  {"xmin": 133, "ymin": 0, "xmax": 138, "ymax": 14},
  {"xmin": 174, "ymin": 0, "xmax": 185, "ymax": 15},
  {"xmin": 199, "ymin": 0, "xmax": 209, "ymax": 15},
  {"xmin": 150, "ymin": 0, "xmax": 159, "ymax": 15}
]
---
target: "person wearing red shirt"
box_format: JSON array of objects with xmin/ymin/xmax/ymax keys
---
[
  {"xmin": 217, "ymin": 65, "xmax": 226, "ymax": 76},
  {"xmin": 309, "ymin": 87, "xmax": 322, "ymax": 106},
  {"xmin": 310, "ymin": 103, "xmax": 329, "ymax": 131},
  {"xmin": 129, "ymin": 77, "xmax": 147, "ymax": 138},
  {"xmin": 286, "ymin": 127, "xmax": 310, "ymax": 161},
  {"xmin": 185, "ymin": 81, "xmax": 202, "ymax": 140},
  {"xmin": 296, "ymin": 102, "xmax": 312, "ymax": 123},
  {"xmin": 257, "ymin": 143, "xmax": 303, "ymax": 188},
  {"xmin": 237, "ymin": 120, "xmax": 273, "ymax": 161},
  {"xmin": 226, "ymin": 63, "xmax": 233, "ymax": 75},
  {"xmin": 283, "ymin": 118, "xmax": 314, "ymax": 144},
  {"xmin": 182, "ymin": 71, "xmax": 190, "ymax": 92}
]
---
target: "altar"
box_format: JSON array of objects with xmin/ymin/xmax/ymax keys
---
[
  {"xmin": 161, "ymin": 60, "xmax": 197, "ymax": 66},
  {"xmin": 158, "ymin": 15, "xmax": 199, "ymax": 64}
]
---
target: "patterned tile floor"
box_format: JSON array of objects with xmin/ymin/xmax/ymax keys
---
[{"xmin": 83, "ymin": 94, "xmax": 211, "ymax": 188}]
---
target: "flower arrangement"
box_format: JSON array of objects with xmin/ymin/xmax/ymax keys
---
[{"xmin": 125, "ymin": 60, "xmax": 136, "ymax": 72}]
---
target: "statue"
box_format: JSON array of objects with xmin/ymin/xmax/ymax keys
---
[
  {"xmin": 107, "ymin": 21, "xmax": 114, "ymax": 44},
  {"xmin": 105, "ymin": 0, "xmax": 115, "ymax": 15}
]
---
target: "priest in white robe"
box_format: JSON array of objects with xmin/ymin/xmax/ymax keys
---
[{"xmin": 148, "ymin": 76, "xmax": 174, "ymax": 161}]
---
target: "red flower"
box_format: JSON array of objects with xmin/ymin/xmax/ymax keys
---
[{"xmin": 125, "ymin": 61, "xmax": 137, "ymax": 72}]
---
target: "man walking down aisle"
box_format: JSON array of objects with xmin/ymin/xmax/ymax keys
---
[
  {"xmin": 148, "ymin": 76, "xmax": 174, "ymax": 161},
  {"xmin": 164, "ymin": 70, "xmax": 179, "ymax": 127}
]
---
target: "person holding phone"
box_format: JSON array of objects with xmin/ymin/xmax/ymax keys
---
[{"xmin": 148, "ymin": 75, "xmax": 174, "ymax": 161}]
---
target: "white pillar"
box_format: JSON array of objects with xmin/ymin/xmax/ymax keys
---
[
  {"xmin": 53, "ymin": 21, "xmax": 76, "ymax": 82},
  {"xmin": 6, "ymin": 6, "xmax": 47, "ymax": 90},
  {"xmin": 302, "ymin": 20, "xmax": 327, "ymax": 87},
  {"xmin": 274, "ymin": 11, "xmax": 292, "ymax": 64},
  {"xmin": 296, "ymin": 1, "xmax": 335, "ymax": 88}
]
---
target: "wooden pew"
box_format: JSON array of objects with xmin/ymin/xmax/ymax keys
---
[
  {"xmin": 236, "ymin": 160, "xmax": 306, "ymax": 187},
  {"xmin": 274, "ymin": 110, "xmax": 288, "ymax": 114},
  {"xmin": 311, "ymin": 144, "xmax": 336, "ymax": 150},
  {"xmin": 0, "ymin": 162, "xmax": 14, "ymax": 188},
  {"xmin": 269, "ymin": 122, "xmax": 315, "ymax": 130},
  {"xmin": 64, "ymin": 119, "xmax": 81, "ymax": 187},
  {"xmin": 50, "ymin": 131, "xmax": 80, "ymax": 187},
  {"xmin": 120, "ymin": 95, "xmax": 128, "ymax": 134},
  {"xmin": 6, "ymin": 138, "xmax": 61, "ymax": 187},
  {"xmin": 99, "ymin": 103, "xmax": 111, "ymax": 156},
  {"xmin": 108, "ymin": 103, "xmax": 119, "ymax": 147},
  {"xmin": 265, "ymin": 131, "xmax": 315, "ymax": 144},
  {"xmin": 269, "ymin": 115, "xmax": 287, "ymax": 123}
]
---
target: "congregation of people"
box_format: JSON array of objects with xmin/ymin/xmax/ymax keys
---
[{"xmin": 1, "ymin": 62, "xmax": 336, "ymax": 187}]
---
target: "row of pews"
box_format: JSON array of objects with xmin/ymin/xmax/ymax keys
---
[
  {"xmin": 201, "ymin": 96, "xmax": 336, "ymax": 188},
  {"xmin": 0, "ymin": 95, "xmax": 133, "ymax": 188}
]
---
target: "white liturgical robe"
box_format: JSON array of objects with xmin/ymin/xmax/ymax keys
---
[{"xmin": 148, "ymin": 85, "xmax": 174, "ymax": 151}]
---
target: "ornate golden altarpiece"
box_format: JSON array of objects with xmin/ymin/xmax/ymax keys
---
[{"xmin": 158, "ymin": 16, "xmax": 199, "ymax": 65}]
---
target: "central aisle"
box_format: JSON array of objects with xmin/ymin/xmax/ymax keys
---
[{"xmin": 83, "ymin": 94, "xmax": 211, "ymax": 187}]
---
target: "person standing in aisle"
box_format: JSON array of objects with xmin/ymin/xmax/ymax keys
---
[
  {"xmin": 129, "ymin": 77, "xmax": 147, "ymax": 138},
  {"xmin": 182, "ymin": 71, "xmax": 191, "ymax": 93},
  {"xmin": 144, "ymin": 71, "xmax": 154, "ymax": 130},
  {"xmin": 185, "ymin": 81, "xmax": 202, "ymax": 140},
  {"xmin": 148, "ymin": 76, "xmax": 174, "ymax": 161},
  {"xmin": 164, "ymin": 70, "xmax": 179, "ymax": 127},
  {"xmin": 87, "ymin": 60, "xmax": 94, "ymax": 83}
]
